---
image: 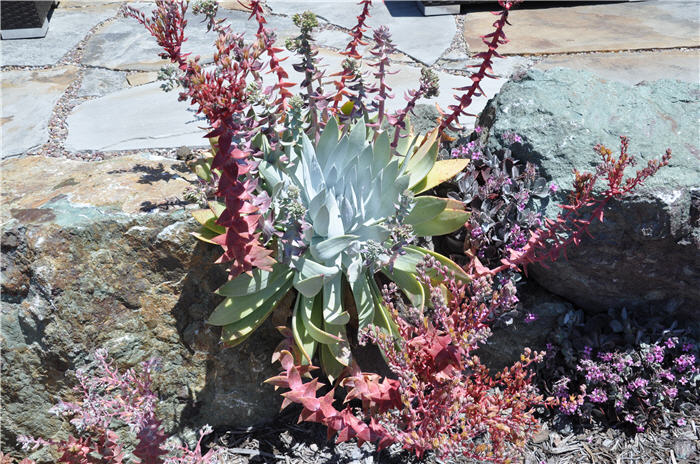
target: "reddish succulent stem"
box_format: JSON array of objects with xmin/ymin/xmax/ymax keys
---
[
  {"xmin": 438, "ymin": 1, "xmax": 518, "ymax": 134},
  {"xmin": 248, "ymin": 0, "xmax": 293, "ymax": 112},
  {"xmin": 476, "ymin": 137, "xmax": 671, "ymax": 277}
]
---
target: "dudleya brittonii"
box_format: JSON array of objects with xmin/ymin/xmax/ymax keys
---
[{"xmin": 201, "ymin": 117, "xmax": 470, "ymax": 377}]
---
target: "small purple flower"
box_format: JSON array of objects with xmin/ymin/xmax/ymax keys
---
[
  {"xmin": 679, "ymin": 376, "xmax": 688, "ymax": 385},
  {"xmin": 549, "ymin": 183, "xmax": 558, "ymax": 194},
  {"xmin": 665, "ymin": 387, "xmax": 678, "ymax": 398},
  {"xmin": 624, "ymin": 414, "xmax": 635, "ymax": 423},
  {"xmin": 470, "ymin": 226, "xmax": 483, "ymax": 238},
  {"xmin": 524, "ymin": 312, "xmax": 538, "ymax": 323},
  {"xmin": 582, "ymin": 345, "xmax": 593, "ymax": 360},
  {"xmin": 677, "ymin": 418, "xmax": 687, "ymax": 426},
  {"xmin": 682, "ymin": 343, "xmax": 693, "ymax": 352},
  {"xmin": 675, "ymin": 354, "xmax": 696, "ymax": 372},
  {"xmin": 636, "ymin": 425, "xmax": 645, "ymax": 433},
  {"xmin": 665, "ymin": 338, "xmax": 676, "ymax": 349},
  {"xmin": 588, "ymin": 388, "xmax": 608, "ymax": 403},
  {"xmin": 474, "ymin": 126, "xmax": 483, "ymax": 134}
]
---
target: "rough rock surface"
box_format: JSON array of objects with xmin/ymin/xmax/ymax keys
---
[
  {"xmin": 479, "ymin": 68, "xmax": 700, "ymax": 321},
  {"xmin": 1, "ymin": 155, "xmax": 283, "ymax": 451}
]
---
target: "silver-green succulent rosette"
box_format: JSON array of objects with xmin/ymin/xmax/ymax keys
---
[{"xmin": 195, "ymin": 118, "xmax": 470, "ymax": 378}]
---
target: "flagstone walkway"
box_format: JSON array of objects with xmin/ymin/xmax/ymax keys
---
[{"xmin": 1, "ymin": 0, "xmax": 698, "ymax": 159}]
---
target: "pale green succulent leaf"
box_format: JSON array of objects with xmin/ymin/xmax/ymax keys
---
[
  {"xmin": 412, "ymin": 208, "xmax": 470, "ymax": 237},
  {"xmin": 404, "ymin": 195, "xmax": 448, "ymax": 226},
  {"xmin": 323, "ymin": 274, "xmax": 350, "ymax": 325},
  {"xmin": 372, "ymin": 132, "xmax": 391, "ymax": 177},
  {"xmin": 300, "ymin": 294, "xmax": 343, "ymax": 344},
  {"xmin": 216, "ymin": 262, "xmax": 293, "ymax": 297},
  {"xmin": 208, "ymin": 278, "xmax": 292, "ymax": 326},
  {"xmin": 382, "ymin": 267, "xmax": 425, "ymax": 310},
  {"xmin": 292, "ymin": 293, "xmax": 318, "ymax": 364},
  {"xmin": 405, "ymin": 245, "xmax": 471, "ymax": 282},
  {"xmin": 351, "ymin": 272, "xmax": 376, "ymax": 329},
  {"xmin": 316, "ymin": 116, "xmax": 339, "ymax": 169},
  {"xmin": 191, "ymin": 229, "xmax": 219, "ymax": 245},
  {"xmin": 191, "ymin": 209, "xmax": 225, "ymax": 235},
  {"xmin": 258, "ymin": 159, "xmax": 282, "ymax": 192},
  {"xmin": 311, "ymin": 235, "xmax": 359, "ymax": 262},
  {"xmin": 405, "ymin": 132, "xmax": 438, "ymax": 189},
  {"xmin": 320, "ymin": 343, "xmax": 345, "ymax": 383},
  {"xmin": 411, "ymin": 158, "xmax": 469, "ymax": 194}
]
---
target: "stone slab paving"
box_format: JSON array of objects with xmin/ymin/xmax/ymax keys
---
[
  {"xmin": 83, "ymin": 7, "xmax": 307, "ymax": 71},
  {"xmin": 267, "ymin": 0, "xmax": 456, "ymax": 65},
  {"xmin": 0, "ymin": 4, "xmax": 119, "ymax": 66},
  {"xmin": 1, "ymin": 66, "xmax": 79, "ymax": 157},
  {"xmin": 3, "ymin": 0, "xmax": 699, "ymax": 156},
  {"xmin": 534, "ymin": 49, "xmax": 700, "ymax": 85},
  {"xmin": 65, "ymin": 82, "xmax": 209, "ymax": 152},
  {"xmin": 464, "ymin": 1, "xmax": 700, "ymax": 55},
  {"xmin": 77, "ymin": 68, "xmax": 128, "ymax": 98}
]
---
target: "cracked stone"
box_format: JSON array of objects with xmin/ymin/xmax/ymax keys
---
[
  {"xmin": 464, "ymin": 1, "xmax": 700, "ymax": 55},
  {"xmin": 267, "ymin": 0, "xmax": 456, "ymax": 65},
  {"xmin": 1, "ymin": 66, "xmax": 80, "ymax": 157},
  {"xmin": 0, "ymin": 4, "xmax": 119, "ymax": 66}
]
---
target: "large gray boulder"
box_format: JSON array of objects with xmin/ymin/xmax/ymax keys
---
[
  {"xmin": 479, "ymin": 68, "xmax": 699, "ymax": 321},
  {"xmin": 0, "ymin": 155, "xmax": 283, "ymax": 452}
]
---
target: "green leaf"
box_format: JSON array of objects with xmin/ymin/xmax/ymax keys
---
[
  {"xmin": 208, "ymin": 201, "xmax": 226, "ymax": 218},
  {"xmin": 191, "ymin": 158, "xmax": 212, "ymax": 182},
  {"xmin": 316, "ymin": 116, "xmax": 339, "ymax": 170},
  {"xmin": 404, "ymin": 196, "xmax": 448, "ymax": 226},
  {"xmin": 191, "ymin": 209, "xmax": 225, "ymax": 235},
  {"xmin": 216, "ymin": 263, "xmax": 293, "ymax": 297},
  {"xmin": 310, "ymin": 235, "xmax": 358, "ymax": 262},
  {"xmin": 300, "ymin": 294, "xmax": 343, "ymax": 344},
  {"xmin": 219, "ymin": 287, "xmax": 292, "ymax": 347},
  {"xmin": 322, "ymin": 274, "xmax": 349, "ymax": 325},
  {"xmin": 404, "ymin": 130, "xmax": 438, "ymax": 188},
  {"xmin": 405, "ymin": 245, "xmax": 470, "ymax": 283},
  {"xmin": 382, "ymin": 267, "xmax": 425, "ymax": 310},
  {"xmin": 372, "ymin": 132, "xmax": 391, "ymax": 177},
  {"xmin": 368, "ymin": 278, "xmax": 398, "ymax": 337},
  {"xmin": 412, "ymin": 158, "xmax": 469, "ymax": 194},
  {"xmin": 350, "ymin": 272, "xmax": 376, "ymax": 329},
  {"xmin": 320, "ymin": 343, "xmax": 345, "ymax": 383},
  {"xmin": 340, "ymin": 100, "xmax": 354, "ymax": 116},
  {"xmin": 324, "ymin": 322, "xmax": 351, "ymax": 367},
  {"xmin": 292, "ymin": 255, "xmax": 340, "ymax": 298},
  {"xmin": 294, "ymin": 274, "xmax": 325, "ymax": 298},
  {"xmin": 191, "ymin": 228, "xmax": 219, "ymax": 245},
  {"xmin": 208, "ymin": 278, "xmax": 293, "ymax": 326},
  {"xmin": 292, "ymin": 293, "xmax": 317, "ymax": 364},
  {"xmin": 412, "ymin": 208, "xmax": 470, "ymax": 237}
]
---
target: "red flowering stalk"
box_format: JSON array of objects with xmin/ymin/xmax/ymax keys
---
[
  {"xmin": 329, "ymin": 0, "xmax": 373, "ymax": 114},
  {"xmin": 438, "ymin": 0, "xmax": 521, "ymax": 134},
  {"xmin": 367, "ymin": 26, "xmax": 396, "ymax": 130},
  {"xmin": 247, "ymin": 0, "xmax": 293, "ymax": 114},
  {"xmin": 388, "ymin": 67, "xmax": 439, "ymax": 152},
  {"xmin": 482, "ymin": 137, "xmax": 671, "ymax": 276},
  {"xmin": 127, "ymin": 1, "xmax": 275, "ymax": 278},
  {"xmin": 268, "ymin": 258, "xmax": 550, "ymax": 461}
]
